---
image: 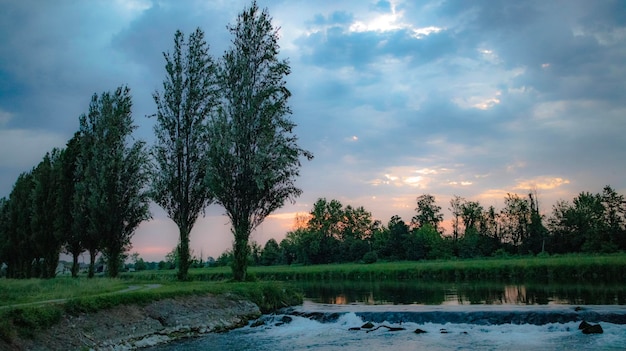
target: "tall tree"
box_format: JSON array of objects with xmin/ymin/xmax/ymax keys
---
[
  {"xmin": 500, "ymin": 193, "xmax": 530, "ymax": 250},
  {"xmin": 411, "ymin": 194, "xmax": 443, "ymax": 231},
  {"xmin": 524, "ymin": 191, "xmax": 548, "ymax": 254},
  {"xmin": 6, "ymin": 171, "xmax": 35, "ymax": 278},
  {"xmin": 77, "ymin": 86, "xmax": 151, "ymax": 278},
  {"xmin": 206, "ymin": 2, "xmax": 313, "ymax": 281},
  {"xmin": 449, "ymin": 195, "xmax": 465, "ymax": 247},
  {"xmin": 0, "ymin": 197, "xmax": 9, "ymax": 275},
  {"xmin": 601, "ymin": 185, "xmax": 626, "ymax": 250},
  {"xmin": 58, "ymin": 133, "xmax": 84, "ymax": 277},
  {"xmin": 461, "ymin": 200, "xmax": 483, "ymax": 234},
  {"xmin": 31, "ymin": 151, "xmax": 63, "ymax": 278},
  {"xmin": 151, "ymin": 28, "xmax": 218, "ymax": 281}
]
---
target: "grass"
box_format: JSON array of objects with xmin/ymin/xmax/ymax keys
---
[
  {"xmin": 0, "ymin": 278, "xmax": 302, "ymax": 343},
  {"xmin": 1, "ymin": 253, "xmax": 624, "ymax": 343},
  {"xmin": 122, "ymin": 253, "xmax": 626, "ymax": 283}
]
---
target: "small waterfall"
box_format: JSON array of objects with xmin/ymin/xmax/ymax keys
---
[
  {"xmin": 147, "ymin": 304, "xmax": 626, "ymax": 351},
  {"xmin": 286, "ymin": 306, "xmax": 626, "ymax": 325}
]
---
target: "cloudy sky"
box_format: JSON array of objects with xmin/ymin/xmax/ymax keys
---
[{"xmin": 1, "ymin": 0, "xmax": 625, "ymax": 261}]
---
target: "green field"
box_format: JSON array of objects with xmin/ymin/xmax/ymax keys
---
[
  {"xmin": 124, "ymin": 253, "xmax": 626, "ymax": 283},
  {"xmin": 1, "ymin": 253, "xmax": 625, "ymax": 342}
]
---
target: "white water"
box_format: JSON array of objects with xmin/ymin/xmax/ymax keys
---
[{"xmin": 148, "ymin": 306, "xmax": 626, "ymax": 351}]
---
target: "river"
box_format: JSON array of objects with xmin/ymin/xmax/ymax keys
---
[{"xmin": 147, "ymin": 281, "xmax": 626, "ymax": 350}]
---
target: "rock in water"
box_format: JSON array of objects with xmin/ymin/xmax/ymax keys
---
[
  {"xmin": 581, "ymin": 324, "xmax": 604, "ymax": 334},
  {"xmin": 361, "ymin": 322, "xmax": 375, "ymax": 329},
  {"xmin": 578, "ymin": 321, "xmax": 591, "ymax": 330},
  {"xmin": 414, "ymin": 328, "xmax": 428, "ymax": 334},
  {"xmin": 250, "ymin": 319, "xmax": 265, "ymax": 328}
]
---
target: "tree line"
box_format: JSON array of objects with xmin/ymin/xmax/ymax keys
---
[
  {"xmin": 214, "ymin": 188, "xmax": 626, "ymax": 267},
  {"xmin": 0, "ymin": 1, "xmax": 311, "ymax": 281}
]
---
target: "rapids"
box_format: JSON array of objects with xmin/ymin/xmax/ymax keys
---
[{"xmin": 147, "ymin": 302, "xmax": 626, "ymax": 351}]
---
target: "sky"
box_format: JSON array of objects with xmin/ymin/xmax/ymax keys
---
[{"xmin": 1, "ymin": 0, "xmax": 625, "ymax": 262}]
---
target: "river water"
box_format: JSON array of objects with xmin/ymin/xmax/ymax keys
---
[{"xmin": 147, "ymin": 282, "xmax": 626, "ymax": 350}]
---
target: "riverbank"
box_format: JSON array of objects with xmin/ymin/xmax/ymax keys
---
[
  {"xmin": 0, "ymin": 280, "xmax": 303, "ymax": 350},
  {"xmin": 1, "ymin": 293, "xmax": 261, "ymax": 350}
]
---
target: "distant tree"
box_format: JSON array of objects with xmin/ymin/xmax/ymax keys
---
[
  {"xmin": 250, "ymin": 241, "xmax": 262, "ymax": 266},
  {"xmin": 57, "ymin": 133, "xmax": 84, "ymax": 277},
  {"xmin": 499, "ymin": 193, "xmax": 530, "ymax": 251},
  {"xmin": 461, "ymin": 200, "xmax": 483, "ymax": 234},
  {"xmin": 151, "ymin": 28, "xmax": 218, "ymax": 281},
  {"xmin": 601, "ymin": 185, "xmax": 626, "ymax": 250},
  {"xmin": 524, "ymin": 191, "xmax": 548, "ymax": 254},
  {"xmin": 376, "ymin": 215, "xmax": 410, "ymax": 260},
  {"xmin": 261, "ymin": 238, "xmax": 280, "ymax": 265},
  {"xmin": 206, "ymin": 2, "xmax": 312, "ymax": 281},
  {"xmin": 165, "ymin": 246, "xmax": 179, "ymax": 269},
  {"xmin": 411, "ymin": 194, "xmax": 444, "ymax": 232},
  {"xmin": 0, "ymin": 197, "xmax": 9, "ymax": 273},
  {"xmin": 77, "ymin": 86, "xmax": 151, "ymax": 278},
  {"xmin": 31, "ymin": 151, "xmax": 63, "ymax": 278},
  {"xmin": 6, "ymin": 172, "xmax": 36, "ymax": 278},
  {"xmin": 130, "ymin": 252, "xmax": 147, "ymax": 271},
  {"xmin": 449, "ymin": 195, "xmax": 465, "ymax": 252},
  {"xmin": 573, "ymin": 192, "xmax": 611, "ymax": 252},
  {"xmin": 547, "ymin": 200, "xmax": 577, "ymax": 253}
]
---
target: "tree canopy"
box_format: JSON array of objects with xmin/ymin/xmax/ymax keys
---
[
  {"xmin": 205, "ymin": 1, "xmax": 312, "ymax": 281},
  {"xmin": 151, "ymin": 28, "xmax": 218, "ymax": 281}
]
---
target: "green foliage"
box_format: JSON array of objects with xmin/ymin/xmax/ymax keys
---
[
  {"xmin": 0, "ymin": 306, "xmax": 63, "ymax": 341},
  {"xmin": 362, "ymin": 251, "xmax": 378, "ymax": 264},
  {"xmin": 77, "ymin": 86, "xmax": 151, "ymax": 278},
  {"xmin": 206, "ymin": 1, "xmax": 312, "ymax": 281},
  {"xmin": 411, "ymin": 194, "xmax": 443, "ymax": 230},
  {"xmin": 57, "ymin": 133, "xmax": 84, "ymax": 278},
  {"xmin": 151, "ymin": 28, "xmax": 218, "ymax": 282}
]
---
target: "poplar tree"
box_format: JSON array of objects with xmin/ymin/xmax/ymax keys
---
[
  {"xmin": 31, "ymin": 150, "xmax": 63, "ymax": 278},
  {"xmin": 58, "ymin": 133, "xmax": 84, "ymax": 277},
  {"xmin": 206, "ymin": 2, "xmax": 312, "ymax": 281},
  {"xmin": 151, "ymin": 28, "xmax": 218, "ymax": 281},
  {"xmin": 77, "ymin": 86, "xmax": 151, "ymax": 278}
]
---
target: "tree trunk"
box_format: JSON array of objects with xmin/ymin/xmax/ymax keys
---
[
  {"xmin": 232, "ymin": 220, "xmax": 251, "ymax": 281},
  {"xmin": 88, "ymin": 250, "xmax": 96, "ymax": 278},
  {"xmin": 177, "ymin": 225, "xmax": 191, "ymax": 281},
  {"xmin": 71, "ymin": 253, "xmax": 79, "ymax": 278},
  {"xmin": 108, "ymin": 250, "xmax": 119, "ymax": 278},
  {"xmin": 45, "ymin": 250, "xmax": 59, "ymax": 279}
]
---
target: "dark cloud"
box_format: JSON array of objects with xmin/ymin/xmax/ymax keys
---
[{"xmin": 1, "ymin": 0, "xmax": 625, "ymax": 259}]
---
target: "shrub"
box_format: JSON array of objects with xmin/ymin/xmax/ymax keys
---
[{"xmin": 362, "ymin": 251, "xmax": 378, "ymax": 264}]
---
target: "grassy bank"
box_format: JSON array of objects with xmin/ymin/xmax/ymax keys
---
[
  {"xmin": 0, "ymin": 278, "xmax": 302, "ymax": 343},
  {"xmin": 123, "ymin": 253, "xmax": 626, "ymax": 283}
]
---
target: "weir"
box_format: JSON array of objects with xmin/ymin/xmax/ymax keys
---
[
  {"xmin": 147, "ymin": 303, "xmax": 626, "ymax": 351},
  {"xmin": 285, "ymin": 302, "xmax": 626, "ymax": 326}
]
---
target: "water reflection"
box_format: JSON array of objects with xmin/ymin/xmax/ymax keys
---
[{"xmin": 295, "ymin": 281, "xmax": 626, "ymax": 305}]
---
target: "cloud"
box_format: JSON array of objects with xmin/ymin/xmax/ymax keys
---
[
  {"xmin": 1, "ymin": 0, "xmax": 625, "ymax": 259},
  {"xmin": 514, "ymin": 177, "xmax": 571, "ymax": 191}
]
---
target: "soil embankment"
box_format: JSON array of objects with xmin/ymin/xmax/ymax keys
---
[{"xmin": 1, "ymin": 294, "xmax": 261, "ymax": 351}]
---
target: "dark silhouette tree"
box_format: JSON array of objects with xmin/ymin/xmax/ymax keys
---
[
  {"xmin": 77, "ymin": 86, "xmax": 151, "ymax": 278},
  {"xmin": 206, "ymin": 2, "xmax": 312, "ymax": 281},
  {"xmin": 31, "ymin": 150, "xmax": 63, "ymax": 278},
  {"xmin": 411, "ymin": 194, "xmax": 443, "ymax": 231},
  {"xmin": 58, "ymin": 133, "xmax": 84, "ymax": 277},
  {"xmin": 151, "ymin": 28, "xmax": 218, "ymax": 281}
]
